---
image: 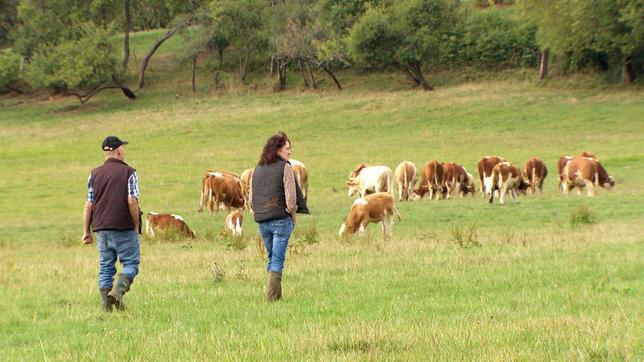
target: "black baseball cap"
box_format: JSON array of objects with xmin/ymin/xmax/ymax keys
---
[{"xmin": 102, "ymin": 136, "xmax": 128, "ymax": 151}]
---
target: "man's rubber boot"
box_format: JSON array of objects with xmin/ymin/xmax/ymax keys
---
[
  {"xmin": 266, "ymin": 271, "xmax": 282, "ymax": 302},
  {"xmin": 108, "ymin": 273, "xmax": 132, "ymax": 311},
  {"xmin": 100, "ymin": 288, "xmax": 114, "ymax": 312}
]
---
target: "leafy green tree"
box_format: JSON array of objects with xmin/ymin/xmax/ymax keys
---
[
  {"xmin": 350, "ymin": 0, "xmax": 456, "ymax": 90},
  {"xmin": 24, "ymin": 23, "xmax": 128, "ymax": 102},
  {"xmin": 0, "ymin": 0, "xmax": 18, "ymax": 47},
  {"xmin": 518, "ymin": 0, "xmax": 643, "ymax": 83},
  {"xmin": 210, "ymin": 0, "xmax": 269, "ymax": 81}
]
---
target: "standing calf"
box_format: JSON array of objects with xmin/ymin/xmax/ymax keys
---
[
  {"xmin": 394, "ymin": 161, "xmax": 417, "ymax": 201},
  {"xmin": 523, "ymin": 157, "xmax": 548, "ymax": 194},
  {"xmin": 339, "ymin": 193, "xmax": 401, "ymax": 237},
  {"xmin": 223, "ymin": 210, "xmax": 243, "ymax": 237},
  {"xmin": 489, "ymin": 162, "xmax": 528, "ymax": 204}
]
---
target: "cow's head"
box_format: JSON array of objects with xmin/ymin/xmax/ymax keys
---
[
  {"xmin": 602, "ymin": 176, "xmax": 615, "ymax": 190},
  {"xmin": 412, "ymin": 186, "xmax": 428, "ymax": 200},
  {"xmin": 346, "ymin": 178, "xmax": 360, "ymax": 197},
  {"xmin": 517, "ymin": 179, "xmax": 530, "ymax": 195}
]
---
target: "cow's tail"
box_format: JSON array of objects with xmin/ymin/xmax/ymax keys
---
[
  {"xmin": 198, "ymin": 177, "xmax": 206, "ymax": 212},
  {"xmin": 532, "ymin": 167, "xmax": 536, "ymax": 193},
  {"xmin": 403, "ymin": 166, "xmax": 408, "ymax": 199},
  {"xmin": 393, "ymin": 204, "xmax": 402, "ymax": 222},
  {"xmin": 145, "ymin": 216, "xmax": 153, "ymax": 237},
  {"xmin": 388, "ymin": 170, "xmax": 394, "ymax": 196}
]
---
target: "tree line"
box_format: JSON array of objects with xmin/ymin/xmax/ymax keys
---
[{"xmin": 0, "ymin": 0, "xmax": 642, "ymax": 102}]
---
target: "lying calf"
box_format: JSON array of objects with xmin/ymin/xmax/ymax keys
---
[{"xmin": 146, "ymin": 212, "xmax": 196, "ymax": 238}]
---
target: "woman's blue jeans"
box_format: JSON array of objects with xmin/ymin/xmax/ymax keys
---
[
  {"xmin": 96, "ymin": 230, "xmax": 140, "ymax": 289},
  {"xmin": 258, "ymin": 217, "xmax": 294, "ymax": 273}
]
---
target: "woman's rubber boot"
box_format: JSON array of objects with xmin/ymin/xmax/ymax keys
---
[
  {"xmin": 99, "ymin": 288, "xmax": 114, "ymax": 312},
  {"xmin": 266, "ymin": 271, "xmax": 282, "ymax": 302},
  {"xmin": 108, "ymin": 273, "xmax": 132, "ymax": 311}
]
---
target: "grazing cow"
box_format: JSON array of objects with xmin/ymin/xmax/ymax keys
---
[
  {"xmin": 562, "ymin": 156, "xmax": 614, "ymax": 196},
  {"xmin": 205, "ymin": 172, "xmax": 245, "ymax": 213},
  {"xmin": 346, "ymin": 164, "xmax": 393, "ymax": 198},
  {"xmin": 338, "ymin": 193, "xmax": 401, "ymax": 237},
  {"xmin": 393, "ymin": 161, "xmax": 417, "ymax": 201},
  {"xmin": 223, "ymin": 210, "xmax": 243, "ymax": 237},
  {"xmin": 239, "ymin": 168, "xmax": 254, "ymax": 211},
  {"xmin": 442, "ymin": 162, "xmax": 475, "ymax": 199},
  {"xmin": 477, "ymin": 156, "xmax": 506, "ymax": 198},
  {"xmin": 523, "ymin": 157, "xmax": 548, "ymax": 194},
  {"xmin": 146, "ymin": 212, "xmax": 196, "ymax": 238},
  {"xmin": 489, "ymin": 162, "xmax": 529, "ymax": 204},
  {"xmin": 290, "ymin": 159, "xmax": 309, "ymax": 201},
  {"xmin": 413, "ymin": 160, "xmax": 444, "ymax": 200},
  {"xmin": 199, "ymin": 170, "xmax": 240, "ymax": 212},
  {"xmin": 557, "ymin": 156, "xmax": 574, "ymax": 192}
]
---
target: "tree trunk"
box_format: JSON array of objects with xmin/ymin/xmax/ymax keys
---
[
  {"xmin": 622, "ymin": 54, "xmax": 634, "ymax": 84},
  {"xmin": 138, "ymin": 17, "xmax": 194, "ymax": 89},
  {"xmin": 278, "ymin": 59, "xmax": 288, "ymax": 90},
  {"xmin": 402, "ymin": 64, "xmax": 433, "ymax": 90},
  {"xmin": 305, "ymin": 61, "xmax": 316, "ymax": 89},
  {"xmin": 321, "ymin": 65, "xmax": 342, "ymax": 90},
  {"xmin": 539, "ymin": 49, "xmax": 549, "ymax": 80},
  {"xmin": 192, "ymin": 57, "xmax": 197, "ymax": 92},
  {"xmin": 298, "ymin": 60, "xmax": 309, "ymax": 87},
  {"xmin": 218, "ymin": 49, "xmax": 224, "ymax": 70},
  {"xmin": 270, "ymin": 55, "xmax": 275, "ymax": 78},
  {"xmin": 122, "ymin": 0, "xmax": 131, "ymax": 75},
  {"xmin": 239, "ymin": 50, "xmax": 250, "ymax": 81}
]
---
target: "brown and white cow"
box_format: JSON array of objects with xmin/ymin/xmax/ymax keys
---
[
  {"xmin": 393, "ymin": 161, "xmax": 417, "ymax": 201},
  {"xmin": 557, "ymin": 156, "xmax": 574, "ymax": 192},
  {"xmin": 223, "ymin": 210, "xmax": 243, "ymax": 237},
  {"xmin": 290, "ymin": 159, "xmax": 309, "ymax": 201},
  {"xmin": 413, "ymin": 160, "xmax": 444, "ymax": 200},
  {"xmin": 346, "ymin": 164, "xmax": 393, "ymax": 198},
  {"xmin": 199, "ymin": 170, "xmax": 240, "ymax": 212},
  {"xmin": 523, "ymin": 157, "xmax": 548, "ymax": 194},
  {"xmin": 338, "ymin": 192, "xmax": 401, "ymax": 237},
  {"xmin": 239, "ymin": 168, "xmax": 254, "ymax": 211},
  {"xmin": 562, "ymin": 156, "xmax": 614, "ymax": 196},
  {"xmin": 146, "ymin": 212, "xmax": 196, "ymax": 238},
  {"xmin": 205, "ymin": 172, "xmax": 245, "ymax": 213},
  {"xmin": 442, "ymin": 162, "xmax": 475, "ymax": 199},
  {"xmin": 488, "ymin": 162, "xmax": 529, "ymax": 204},
  {"xmin": 477, "ymin": 156, "xmax": 506, "ymax": 198}
]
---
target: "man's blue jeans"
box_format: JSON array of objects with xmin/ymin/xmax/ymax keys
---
[
  {"xmin": 258, "ymin": 217, "xmax": 294, "ymax": 273},
  {"xmin": 96, "ymin": 230, "xmax": 140, "ymax": 289}
]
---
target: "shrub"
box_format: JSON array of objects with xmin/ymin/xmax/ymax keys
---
[
  {"xmin": 455, "ymin": 8, "xmax": 539, "ymax": 68},
  {"xmin": 451, "ymin": 223, "xmax": 481, "ymax": 248},
  {"xmin": 24, "ymin": 23, "xmax": 119, "ymax": 92},
  {"xmin": 0, "ymin": 49, "xmax": 20, "ymax": 92},
  {"xmin": 569, "ymin": 204, "xmax": 598, "ymax": 226}
]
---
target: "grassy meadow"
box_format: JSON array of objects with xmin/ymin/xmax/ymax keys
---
[{"xmin": 1, "ymin": 31, "xmax": 643, "ymax": 360}]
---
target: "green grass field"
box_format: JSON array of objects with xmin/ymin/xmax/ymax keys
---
[{"xmin": 1, "ymin": 30, "xmax": 643, "ymax": 360}]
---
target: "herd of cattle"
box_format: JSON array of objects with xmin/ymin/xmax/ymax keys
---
[{"xmin": 144, "ymin": 152, "xmax": 615, "ymax": 239}]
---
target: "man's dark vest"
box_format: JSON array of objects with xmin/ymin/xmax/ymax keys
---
[
  {"xmin": 252, "ymin": 159, "xmax": 289, "ymax": 223},
  {"xmin": 90, "ymin": 158, "xmax": 136, "ymax": 231}
]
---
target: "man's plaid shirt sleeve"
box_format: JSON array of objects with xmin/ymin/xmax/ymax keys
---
[
  {"xmin": 87, "ymin": 174, "xmax": 94, "ymax": 202},
  {"xmin": 128, "ymin": 171, "xmax": 140, "ymax": 199}
]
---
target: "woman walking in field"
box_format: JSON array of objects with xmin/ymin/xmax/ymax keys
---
[{"xmin": 250, "ymin": 132, "xmax": 298, "ymax": 301}]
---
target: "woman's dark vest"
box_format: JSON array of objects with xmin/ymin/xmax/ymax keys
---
[
  {"xmin": 252, "ymin": 159, "xmax": 289, "ymax": 223},
  {"xmin": 90, "ymin": 158, "xmax": 136, "ymax": 231}
]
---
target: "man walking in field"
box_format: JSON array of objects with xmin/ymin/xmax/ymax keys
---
[{"xmin": 82, "ymin": 136, "xmax": 141, "ymax": 312}]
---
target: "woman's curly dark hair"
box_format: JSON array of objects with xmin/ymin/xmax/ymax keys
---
[{"xmin": 258, "ymin": 132, "xmax": 291, "ymax": 165}]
